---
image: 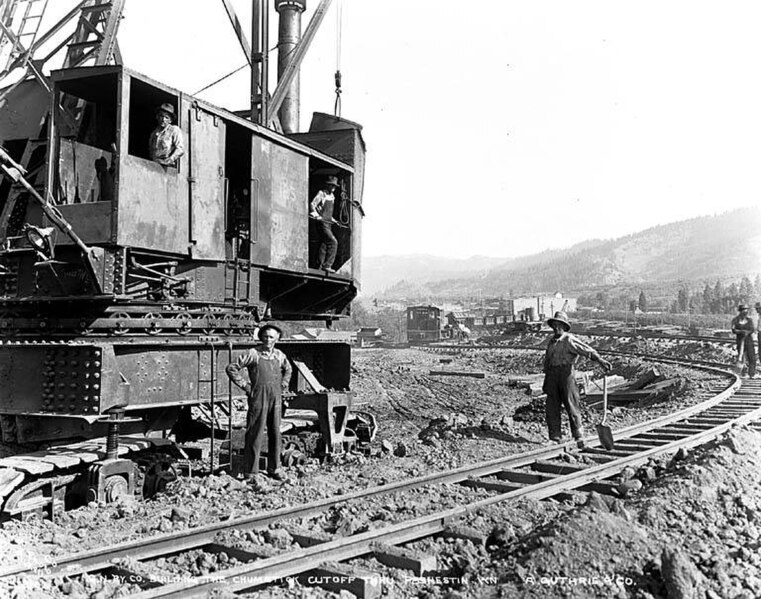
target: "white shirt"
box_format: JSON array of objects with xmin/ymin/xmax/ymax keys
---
[{"xmin": 310, "ymin": 190, "xmax": 335, "ymax": 221}]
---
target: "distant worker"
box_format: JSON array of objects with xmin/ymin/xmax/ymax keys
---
[
  {"xmin": 310, "ymin": 175, "xmax": 340, "ymax": 271},
  {"xmin": 226, "ymin": 324, "xmax": 293, "ymax": 489},
  {"xmin": 542, "ymin": 311, "xmax": 612, "ymax": 447},
  {"xmin": 756, "ymin": 302, "xmax": 761, "ymax": 371},
  {"xmin": 731, "ymin": 304, "xmax": 756, "ymax": 378},
  {"xmin": 149, "ymin": 103, "xmax": 184, "ymax": 167}
]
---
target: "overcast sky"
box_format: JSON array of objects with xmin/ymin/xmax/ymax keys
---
[{"xmin": 39, "ymin": 1, "xmax": 761, "ymax": 258}]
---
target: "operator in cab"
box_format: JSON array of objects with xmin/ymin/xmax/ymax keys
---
[
  {"xmin": 310, "ymin": 175, "xmax": 340, "ymax": 272},
  {"xmin": 149, "ymin": 103, "xmax": 184, "ymax": 167}
]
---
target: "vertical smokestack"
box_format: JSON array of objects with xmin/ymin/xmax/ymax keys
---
[{"xmin": 275, "ymin": 0, "xmax": 306, "ymax": 133}]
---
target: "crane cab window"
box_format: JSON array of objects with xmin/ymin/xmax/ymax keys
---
[
  {"xmin": 127, "ymin": 78, "xmax": 180, "ymax": 169},
  {"xmin": 55, "ymin": 73, "xmax": 118, "ymax": 205}
]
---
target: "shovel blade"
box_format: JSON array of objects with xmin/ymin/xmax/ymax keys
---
[{"xmin": 596, "ymin": 423, "xmax": 615, "ymax": 450}]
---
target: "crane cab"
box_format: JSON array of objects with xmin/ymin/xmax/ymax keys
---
[{"xmin": 0, "ymin": 65, "xmax": 365, "ymax": 323}]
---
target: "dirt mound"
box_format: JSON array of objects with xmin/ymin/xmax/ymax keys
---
[
  {"xmin": 500, "ymin": 507, "xmax": 656, "ymax": 598},
  {"xmin": 448, "ymin": 427, "xmax": 761, "ymax": 599}
]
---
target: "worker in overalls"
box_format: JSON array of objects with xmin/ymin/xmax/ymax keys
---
[
  {"xmin": 226, "ymin": 324, "xmax": 292, "ymax": 487},
  {"xmin": 542, "ymin": 311, "xmax": 611, "ymax": 447}
]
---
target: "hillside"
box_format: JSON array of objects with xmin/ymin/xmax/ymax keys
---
[
  {"xmin": 359, "ymin": 254, "xmax": 510, "ymax": 296},
  {"xmin": 366, "ymin": 206, "xmax": 761, "ymax": 299}
]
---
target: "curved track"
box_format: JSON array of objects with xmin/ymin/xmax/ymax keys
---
[{"xmin": 2, "ymin": 350, "xmax": 760, "ymax": 598}]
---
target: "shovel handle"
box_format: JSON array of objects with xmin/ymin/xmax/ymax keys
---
[{"xmin": 601, "ymin": 375, "xmax": 608, "ymax": 426}]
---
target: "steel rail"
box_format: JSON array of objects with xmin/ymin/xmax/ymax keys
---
[
  {"xmin": 130, "ymin": 381, "xmax": 761, "ymax": 598},
  {"xmin": 437, "ymin": 327, "xmax": 735, "ymax": 346},
  {"xmin": 554, "ymin": 328, "xmax": 734, "ymax": 346},
  {"xmin": 0, "ymin": 439, "xmax": 609, "ymax": 578},
  {"xmin": 1, "ymin": 355, "xmax": 740, "ymax": 580},
  {"xmin": 2, "ymin": 356, "xmax": 756, "ymax": 595},
  {"xmin": 426, "ymin": 343, "xmax": 734, "ymax": 371}
]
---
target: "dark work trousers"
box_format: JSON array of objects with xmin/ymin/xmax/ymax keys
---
[
  {"xmin": 244, "ymin": 356, "xmax": 283, "ymax": 476},
  {"xmin": 543, "ymin": 365, "xmax": 584, "ymax": 440},
  {"xmin": 317, "ymin": 221, "xmax": 338, "ymax": 269},
  {"xmin": 736, "ymin": 334, "xmax": 757, "ymax": 377}
]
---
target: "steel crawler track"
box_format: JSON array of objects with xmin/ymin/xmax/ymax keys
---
[
  {"xmin": 2, "ymin": 355, "xmax": 760, "ymax": 598},
  {"xmin": 0, "ymin": 436, "xmax": 175, "ymax": 519}
]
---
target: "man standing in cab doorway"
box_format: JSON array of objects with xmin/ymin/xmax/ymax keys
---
[
  {"xmin": 310, "ymin": 175, "xmax": 340, "ymax": 272},
  {"xmin": 226, "ymin": 324, "xmax": 292, "ymax": 489},
  {"xmin": 542, "ymin": 311, "xmax": 612, "ymax": 447},
  {"xmin": 149, "ymin": 103, "xmax": 184, "ymax": 167}
]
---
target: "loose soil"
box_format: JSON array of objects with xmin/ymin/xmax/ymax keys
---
[{"xmin": 0, "ymin": 338, "xmax": 754, "ymax": 599}]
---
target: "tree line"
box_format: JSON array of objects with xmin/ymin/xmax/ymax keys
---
[
  {"xmin": 671, "ymin": 275, "xmax": 761, "ymax": 314},
  {"xmin": 578, "ymin": 274, "xmax": 761, "ymax": 315}
]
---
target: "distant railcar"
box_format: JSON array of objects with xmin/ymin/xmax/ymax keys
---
[
  {"xmin": 445, "ymin": 307, "xmax": 515, "ymax": 335},
  {"xmin": 406, "ymin": 305, "xmax": 444, "ymax": 342}
]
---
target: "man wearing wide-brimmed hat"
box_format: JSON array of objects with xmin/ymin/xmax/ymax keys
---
[
  {"xmin": 309, "ymin": 175, "xmax": 340, "ymax": 271},
  {"xmin": 226, "ymin": 324, "xmax": 293, "ymax": 488},
  {"xmin": 731, "ymin": 304, "xmax": 756, "ymax": 378},
  {"xmin": 542, "ymin": 311, "xmax": 611, "ymax": 446},
  {"xmin": 149, "ymin": 103, "xmax": 184, "ymax": 167},
  {"xmin": 756, "ymin": 302, "xmax": 761, "ymax": 373}
]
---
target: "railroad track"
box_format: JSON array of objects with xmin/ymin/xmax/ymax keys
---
[
  {"xmin": 473, "ymin": 327, "xmax": 736, "ymax": 346},
  {"xmin": 2, "ymin": 355, "xmax": 760, "ymax": 598}
]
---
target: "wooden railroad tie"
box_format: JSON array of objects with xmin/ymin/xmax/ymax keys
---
[
  {"xmin": 441, "ymin": 524, "xmax": 487, "ymax": 547},
  {"xmin": 429, "ymin": 370, "xmax": 485, "ymax": 378},
  {"xmin": 287, "ymin": 527, "xmax": 437, "ymax": 597},
  {"xmin": 306, "ymin": 562, "xmax": 381, "ymax": 599}
]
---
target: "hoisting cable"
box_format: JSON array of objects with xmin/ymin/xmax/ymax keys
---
[
  {"xmin": 338, "ymin": 183, "xmax": 350, "ymax": 225},
  {"xmin": 333, "ymin": 0, "xmax": 343, "ymax": 117},
  {"xmin": 193, "ymin": 63, "xmax": 248, "ymax": 96}
]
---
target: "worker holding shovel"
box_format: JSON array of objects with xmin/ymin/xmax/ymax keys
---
[
  {"xmin": 756, "ymin": 303, "xmax": 761, "ymax": 371},
  {"xmin": 542, "ymin": 311, "xmax": 612, "ymax": 448},
  {"xmin": 731, "ymin": 304, "xmax": 756, "ymax": 378}
]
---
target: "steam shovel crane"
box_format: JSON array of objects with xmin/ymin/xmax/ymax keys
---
[{"xmin": 0, "ymin": 1, "xmax": 370, "ymax": 520}]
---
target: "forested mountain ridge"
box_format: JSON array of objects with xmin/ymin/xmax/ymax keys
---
[{"xmin": 365, "ymin": 207, "xmax": 761, "ymax": 299}]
